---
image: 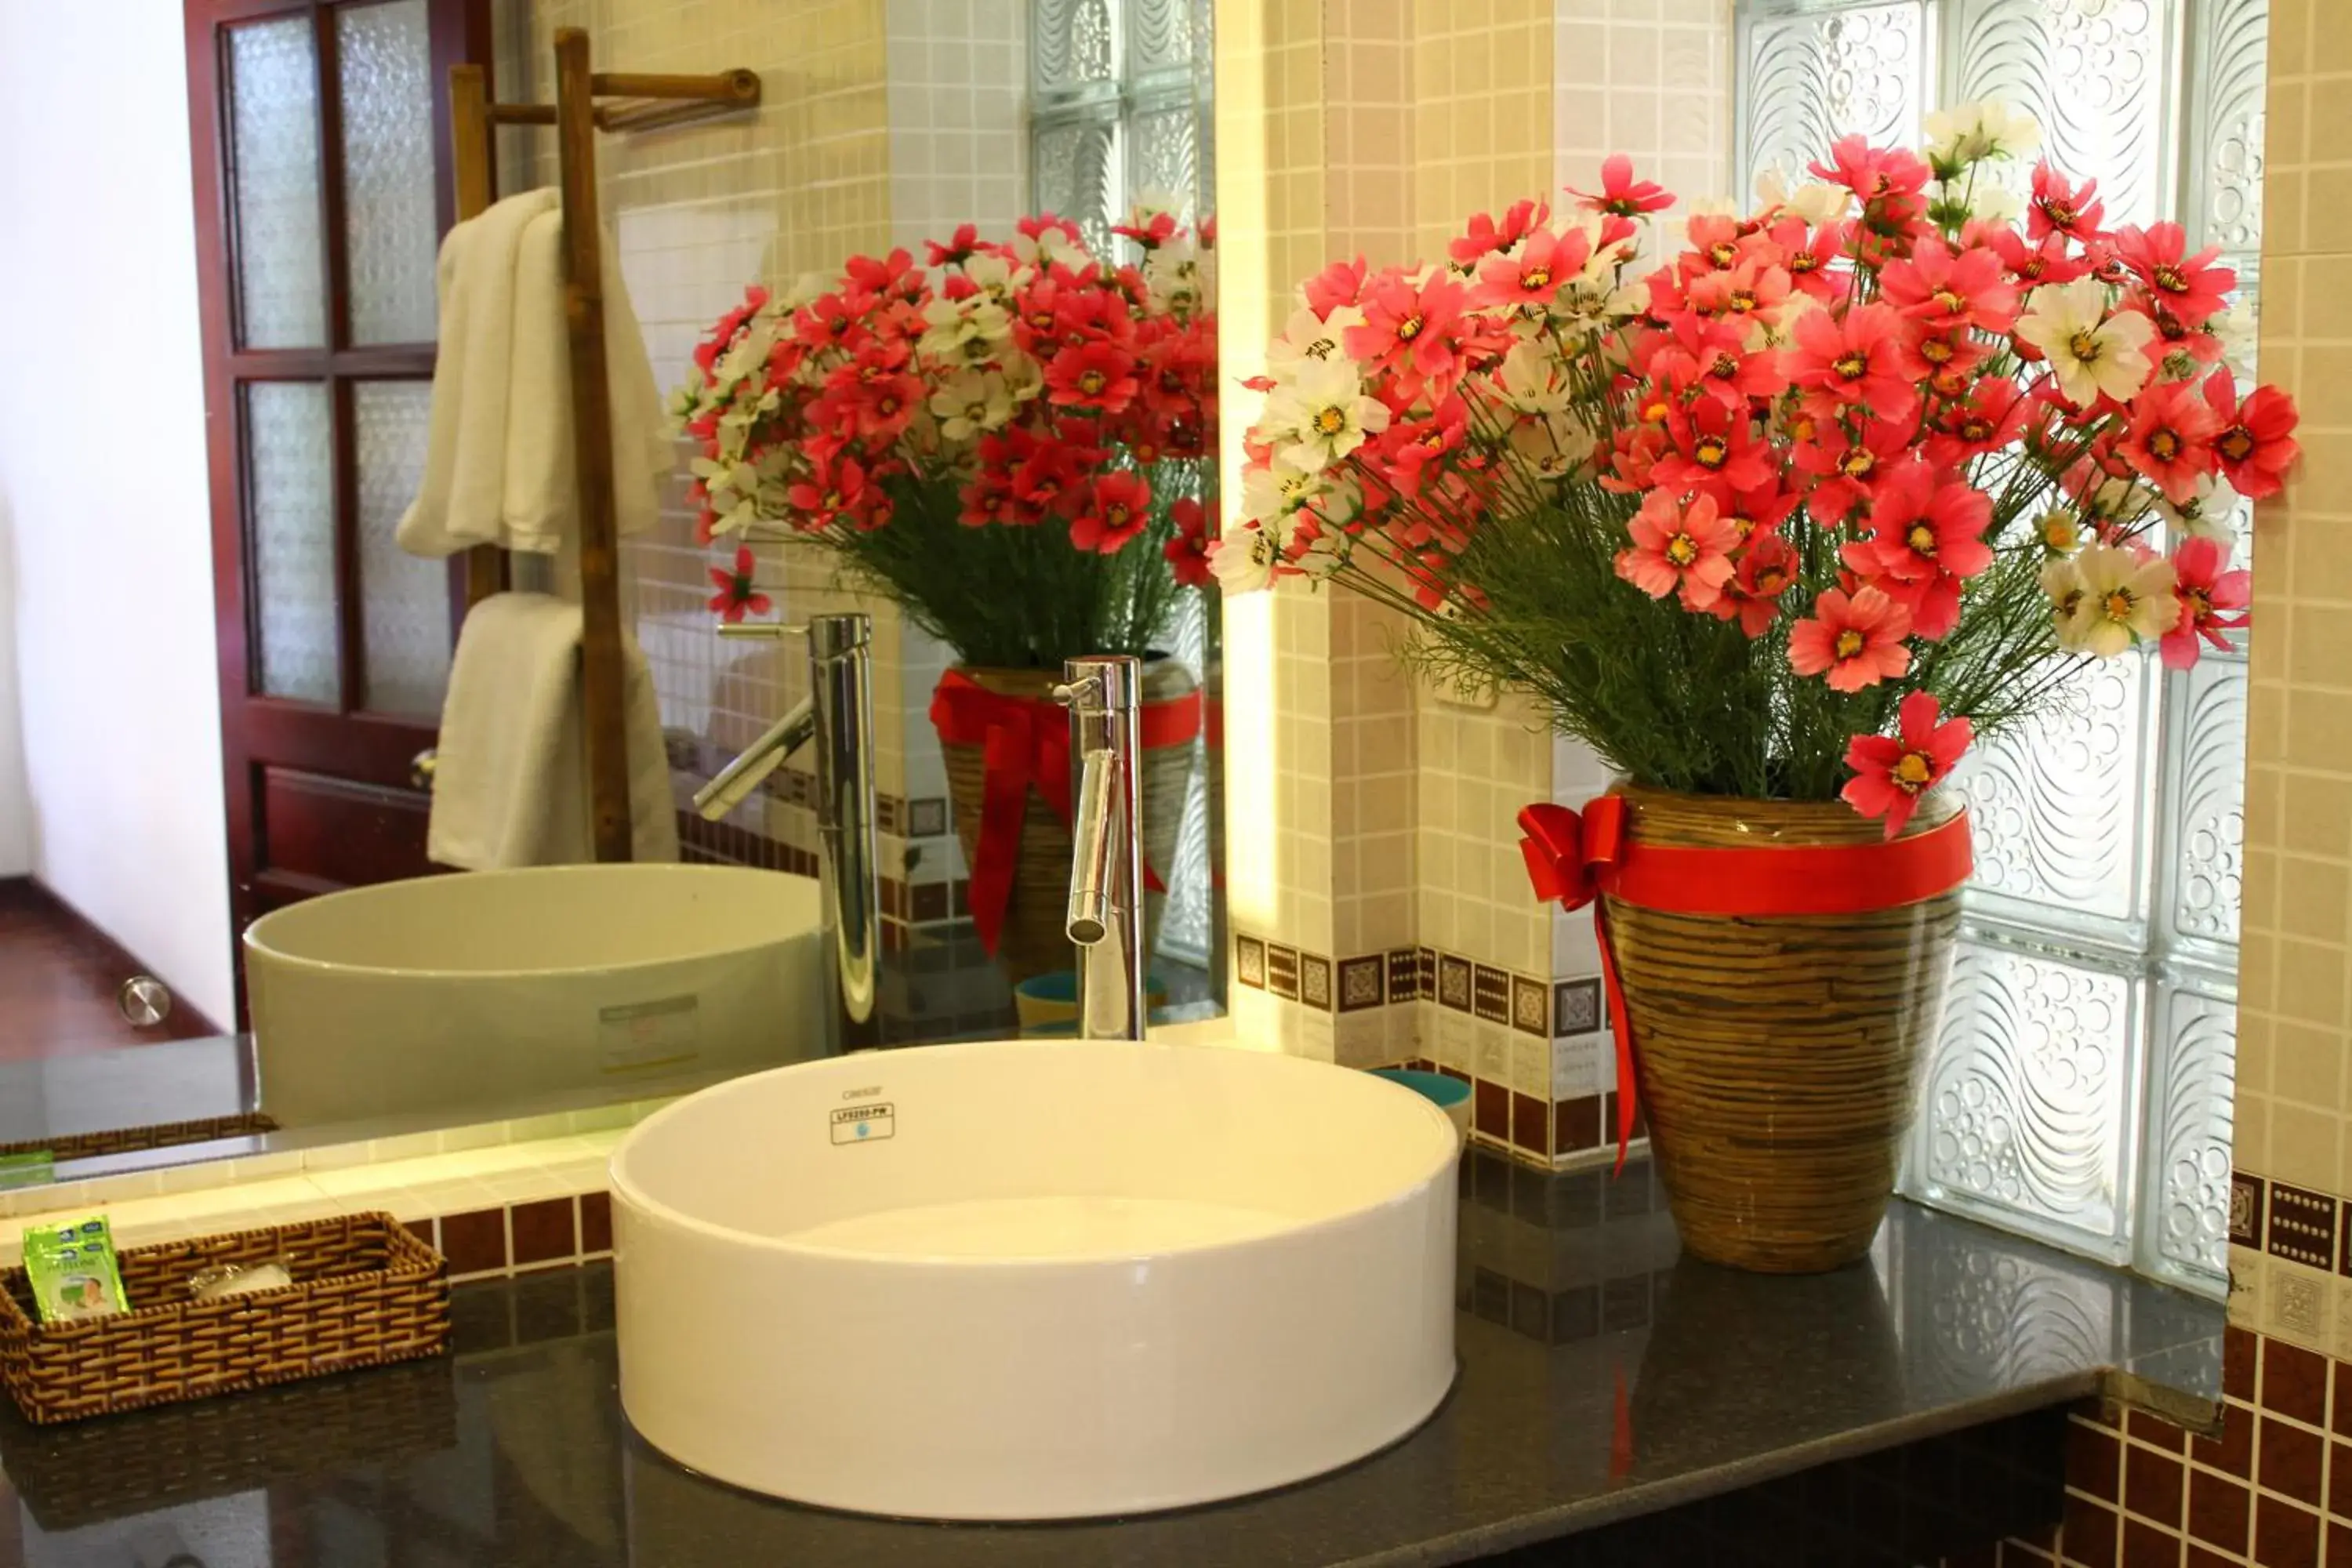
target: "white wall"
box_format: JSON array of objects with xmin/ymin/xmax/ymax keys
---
[{"xmin": 0, "ymin": 0, "xmax": 235, "ymax": 1026}]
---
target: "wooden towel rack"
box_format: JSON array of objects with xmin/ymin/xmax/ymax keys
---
[{"xmin": 444, "ymin": 31, "xmax": 760, "ymax": 862}]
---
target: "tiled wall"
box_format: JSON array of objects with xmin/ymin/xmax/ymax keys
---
[{"xmin": 1217, "ymin": 0, "xmax": 1730, "ymax": 1167}]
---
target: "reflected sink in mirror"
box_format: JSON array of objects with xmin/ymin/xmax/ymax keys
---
[
  {"xmin": 242, "ymin": 865, "xmax": 824, "ymax": 1127},
  {"xmin": 610, "ymin": 1039, "xmax": 1459, "ymax": 1520}
]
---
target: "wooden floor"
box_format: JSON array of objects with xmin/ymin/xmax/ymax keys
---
[{"xmin": 0, "ymin": 879, "xmax": 218, "ymax": 1062}]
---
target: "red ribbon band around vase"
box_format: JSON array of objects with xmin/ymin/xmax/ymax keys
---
[
  {"xmin": 1515, "ymin": 795, "xmax": 1974, "ymax": 1171},
  {"xmin": 929, "ymin": 670, "xmax": 1204, "ymax": 957}
]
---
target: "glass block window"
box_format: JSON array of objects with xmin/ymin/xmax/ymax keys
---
[
  {"xmin": 1029, "ymin": 0, "xmax": 1214, "ymax": 249},
  {"xmin": 1734, "ymin": 0, "xmax": 2267, "ymax": 1297}
]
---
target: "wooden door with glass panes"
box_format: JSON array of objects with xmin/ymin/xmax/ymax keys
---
[{"xmin": 182, "ymin": 0, "xmax": 488, "ymax": 1009}]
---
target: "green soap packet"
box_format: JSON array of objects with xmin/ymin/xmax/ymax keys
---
[
  {"xmin": 0, "ymin": 1151, "xmax": 53, "ymax": 1192},
  {"xmin": 22, "ymin": 1214, "xmax": 129, "ymax": 1324}
]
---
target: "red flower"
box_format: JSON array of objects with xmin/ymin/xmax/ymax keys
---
[
  {"xmin": 1566, "ymin": 154, "xmax": 1673, "ymax": 218},
  {"xmin": 2027, "ymin": 164, "xmax": 2106, "ymax": 242},
  {"xmin": 1474, "ymin": 226, "xmax": 1593, "ymax": 314},
  {"xmin": 1614, "ymin": 491, "xmax": 1740, "ymax": 611},
  {"xmin": 1449, "ymin": 200, "xmax": 1548, "ymax": 266},
  {"xmin": 1789, "ymin": 585, "xmax": 1913, "ymax": 692},
  {"xmin": 1792, "ymin": 412, "xmax": 1918, "ymax": 524},
  {"xmin": 785, "ymin": 454, "xmax": 876, "ymax": 532},
  {"xmin": 1841, "ymin": 691, "xmax": 1972, "ymax": 839},
  {"xmin": 1344, "ymin": 274, "xmax": 1472, "ymax": 393},
  {"xmin": 1808, "ymin": 136, "xmax": 1930, "ymax": 229},
  {"xmin": 1684, "ymin": 258, "xmax": 1795, "ymax": 328},
  {"xmin": 1069, "ymin": 471, "xmax": 1153, "ymax": 554},
  {"xmin": 1652, "ymin": 400, "xmax": 1776, "ymax": 493},
  {"xmin": 1042, "ymin": 341, "xmax": 1142, "ymax": 412},
  {"xmin": 1986, "ymin": 227, "xmax": 2091, "ymax": 290},
  {"xmin": 707, "ymin": 546, "xmax": 772, "ymax": 624},
  {"xmin": 1006, "ymin": 439, "xmax": 1083, "ymax": 524},
  {"xmin": 2118, "ymin": 377, "xmax": 2223, "ymax": 504},
  {"xmin": 1693, "ymin": 477, "xmax": 1799, "ymax": 545},
  {"xmin": 2114, "ymin": 223, "xmax": 2236, "ymax": 327},
  {"xmin": 1303, "ymin": 256, "xmax": 1370, "ymax": 317},
  {"xmin": 1879, "ymin": 237, "xmax": 2019, "ymax": 335},
  {"xmin": 1923, "ymin": 376, "xmax": 2030, "ymax": 468},
  {"xmin": 1789, "ymin": 303, "xmax": 1917, "ymax": 421},
  {"xmin": 1163, "ymin": 497, "xmax": 1214, "ymax": 586},
  {"xmin": 1708, "ymin": 535, "xmax": 1798, "ymax": 638},
  {"xmin": 2162, "ymin": 535, "xmax": 2252, "ymax": 670},
  {"xmin": 693, "ymin": 285, "xmax": 770, "ymax": 374},
  {"xmin": 2201, "ymin": 371, "xmax": 2301, "ymax": 500},
  {"xmin": 925, "ymin": 223, "xmax": 982, "ymax": 267},
  {"xmin": 797, "ymin": 288, "xmax": 878, "ymax": 351},
  {"xmin": 844, "ymin": 247, "xmax": 922, "ymax": 301},
  {"xmin": 1841, "ymin": 461, "xmax": 1994, "ymax": 640},
  {"xmin": 1112, "ymin": 210, "xmax": 1180, "ymax": 249}
]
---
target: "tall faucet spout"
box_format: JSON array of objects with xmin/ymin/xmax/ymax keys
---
[{"xmin": 1058, "ymin": 657, "xmax": 1146, "ymax": 1042}]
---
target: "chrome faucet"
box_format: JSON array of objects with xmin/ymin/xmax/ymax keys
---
[
  {"xmin": 695, "ymin": 613, "xmax": 880, "ymax": 1051},
  {"xmin": 1056, "ymin": 656, "xmax": 1146, "ymax": 1041}
]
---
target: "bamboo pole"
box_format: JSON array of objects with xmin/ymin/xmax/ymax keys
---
[
  {"xmin": 553, "ymin": 27, "xmax": 633, "ymax": 864},
  {"xmin": 447, "ymin": 64, "xmax": 506, "ymax": 610}
]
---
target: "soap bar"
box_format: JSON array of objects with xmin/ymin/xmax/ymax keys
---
[
  {"xmin": 22, "ymin": 1215, "xmax": 129, "ymax": 1323},
  {"xmin": 188, "ymin": 1260, "xmax": 295, "ymax": 1301}
]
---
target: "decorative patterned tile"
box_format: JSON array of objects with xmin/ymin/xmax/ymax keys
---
[
  {"xmin": 1417, "ymin": 947, "xmax": 1436, "ymax": 1001},
  {"xmin": 1512, "ymin": 976, "xmax": 1548, "ymax": 1038},
  {"xmin": 1471, "ymin": 964, "xmax": 1509, "ymax": 1025},
  {"xmin": 1266, "ymin": 945, "xmax": 1300, "ymax": 1002},
  {"xmin": 1385, "ymin": 948, "xmax": 1418, "ymax": 1005},
  {"xmin": 1555, "ymin": 977, "xmax": 1602, "ymax": 1036},
  {"xmin": 1438, "ymin": 954, "xmax": 1472, "ymax": 1013},
  {"xmin": 2230, "ymin": 1173, "xmax": 2266, "ymax": 1249},
  {"xmin": 2267, "ymin": 1183, "xmax": 2337, "ymax": 1269},
  {"xmin": 1300, "ymin": 954, "xmax": 1332, "ymax": 1011},
  {"xmin": 1236, "ymin": 935, "xmax": 1265, "ymax": 989},
  {"xmin": 1339, "ymin": 956, "xmax": 1385, "ymax": 1013},
  {"xmin": 906, "ymin": 797, "xmax": 949, "ymax": 838}
]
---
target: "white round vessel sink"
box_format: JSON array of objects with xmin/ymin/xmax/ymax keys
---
[
  {"xmin": 609, "ymin": 1040, "xmax": 1459, "ymax": 1520},
  {"xmin": 244, "ymin": 865, "xmax": 822, "ymax": 1127}
]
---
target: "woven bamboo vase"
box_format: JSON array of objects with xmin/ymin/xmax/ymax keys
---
[
  {"xmin": 938, "ymin": 657, "xmax": 1200, "ymax": 987},
  {"xmin": 1603, "ymin": 786, "xmax": 1963, "ymax": 1274}
]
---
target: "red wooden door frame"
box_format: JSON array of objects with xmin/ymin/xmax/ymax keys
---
[{"xmin": 182, "ymin": 0, "xmax": 489, "ymax": 1016}]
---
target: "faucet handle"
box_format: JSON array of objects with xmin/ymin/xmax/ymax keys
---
[
  {"xmin": 1051, "ymin": 674, "xmax": 1104, "ymax": 710},
  {"xmin": 717, "ymin": 621, "xmax": 807, "ymax": 641}
]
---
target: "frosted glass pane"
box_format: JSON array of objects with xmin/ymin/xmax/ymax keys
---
[
  {"xmin": 1123, "ymin": 0, "xmax": 1192, "ymax": 78},
  {"xmin": 2164, "ymin": 656, "xmax": 2248, "ymax": 949},
  {"xmin": 337, "ymin": 0, "xmax": 438, "ymax": 346},
  {"xmin": 2186, "ymin": 0, "xmax": 2268, "ymax": 257},
  {"xmin": 227, "ymin": 18, "xmax": 326, "ymax": 350},
  {"xmin": 248, "ymin": 382, "xmax": 339, "ymax": 705},
  {"xmin": 355, "ymin": 381, "xmax": 449, "ymax": 716},
  {"xmin": 1739, "ymin": 3, "xmax": 1926, "ymax": 198},
  {"xmin": 1950, "ymin": 0, "xmax": 2170, "ymax": 230},
  {"xmin": 1034, "ymin": 0, "xmax": 1116, "ymax": 99},
  {"xmin": 1125, "ymin": 93, "xmax": 1197, "ymax": 215},
  {"xmin": 1907, "ymin": 938, "xmax": 2141, "ymax": 1265},
  {"xmin": 2139, "ymin": 981, "xmax": 2234, "ymax": 1290},
  {"xmin": 1032, "ymin": 111, "xmax": 1117, "ymax": 253}
]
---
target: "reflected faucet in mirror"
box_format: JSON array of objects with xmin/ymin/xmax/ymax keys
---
[
  {"xmin": 695, "ymin": 613, "xmax": 880, "ymax": 1051},
  {"xmin": 1058, "ymin": 657, "xmax": 1146, "ymax": 1043}
]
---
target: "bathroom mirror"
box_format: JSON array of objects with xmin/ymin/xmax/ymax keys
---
[{"xmin": 0, "ymin": 0, "xmax": 1222, "ymax": 1189}]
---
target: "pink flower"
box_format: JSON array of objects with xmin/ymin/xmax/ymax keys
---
[
  {"xmin": 1841, "ymin": 691, "xmax": 1972, "ymax": 839},
  {"xmin": 1841, "ymin": 463, "xmax": 1994, "ymax": 641},
  {"xmin": 1708, "ymin": 535, "xmax": 1798, "ymax": 638},
  {"xmin": 1303, "ymin": 256, "xmax": 1370, "ymax": 317},
  {"xmin": 707, "ymin": 546, "xmax": 773, "ymax": 624},
  {"xmin": 2161, "ymin": 535, "xmax": 2252, "ymax": 670},
  {"xmin": 1788, "ymin": 585, "xmax": 1913, "ymax": 692},
  {"xmin": 2027, "ymin": 164, "xmax": 2106, "ymax": 242},
  {"xmin": 2114, "ymin": 223, "xmax": 2236, "ymax": 327},
  {"xmin": 2118, "ymin": 377, "xmax": 2222, "ymax": 504},
  {"xmin": 1345, "ymin": 274, "xmax": 1473, "ymax": 392},
  {"xmin": 1614, "ymin": 491, "xmax": 1740, "ymax": 611},
  {"xmin": 1069, "ymin": 471, "xmax": 1153, "ymax": 554},
  {"xmin": 1473, "ymin": 226, "xmax": 1593, "ymax": 313},
  {"xmin": 1808, "ymin": 136, "xmax": 1930, "ymax": 227},
  {"xmin": 1567, "ymin": 154, "xmax": 1673, "ymax": 218},
  {"xmin": 1450, "ymin": 201, "xmax": 1547, "ymax": 266},
  {"xmin": 1879, "ymin": 238, "xmax": 2020, "ymax": 335},
  {"xmin": 1789, "ymin": 303, "xmax": 1917, "ymax": 421},
  {"xmin": 2201, "ymin": 371, "xmax": 2302, "ymax": 500}
]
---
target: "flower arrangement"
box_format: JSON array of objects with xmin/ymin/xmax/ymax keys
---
[
  {"xmin": 673, "ymin": 206, "xmax": 1218, "ymax": 669},
  {"xmin": 1211, "ymin": 113, "xmax": 2296, "ymax": 837}
]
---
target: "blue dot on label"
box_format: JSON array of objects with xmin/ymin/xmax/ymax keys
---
[{"xmin": 855, "ymin": 1123, "xmax": 869, "ymax": 1138}]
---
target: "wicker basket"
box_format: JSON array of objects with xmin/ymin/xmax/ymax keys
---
[
  {"xmin": 0, "ymin": 1211, "xmax": 449, "ymax": 1425},
  {"xmin": 0, "ymin": 1111, "xmax": 279, "ymax": 1165},
  {"xmin": 939, "ymin": 657, "xmax": 1201, "ymax": 986}
]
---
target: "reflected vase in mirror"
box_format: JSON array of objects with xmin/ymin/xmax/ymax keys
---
[{"xmin": 674, "ymin": 210, "xmax": 1219, "ymax": 986}]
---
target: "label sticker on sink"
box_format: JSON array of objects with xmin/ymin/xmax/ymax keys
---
[
  {"xmin": 831, "ymin": 1103, "xmax": 895, "ymax": 1145},
  {"xmin": 598, "ymin": 996, "xmax": 701, "ymax": 1074}
]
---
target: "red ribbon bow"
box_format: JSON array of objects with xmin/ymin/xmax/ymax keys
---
[
  {"xmin": 1515, "ymin": 796, "xmax": 1973, "ymax": 1173},
  {"xmin": 930, "ymin": 671, "xmax": 1207, "ymax": 958}
]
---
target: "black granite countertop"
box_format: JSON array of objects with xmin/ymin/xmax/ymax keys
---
[{"xmin": 0, "ymin": 1153, "xmax": 2220, "ymax": 1568}]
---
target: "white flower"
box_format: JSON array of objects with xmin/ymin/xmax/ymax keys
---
[
  {"xmin": 960, "ymin": 252, "xmax": 1017, "ymax": 299},
  {"xmin": 917, "ymin": 298, "xmax": 1011, "ymax": 362},
  {"xmin": 1209, "ymin": 523, "xmax": 1283, "ymax": 593},
  {"xmin": 2156, "ymin": 474, "xmax": 2242, "ymax": 543},
  {"xmin": 1922, "ymin": 101, "xmax": 2041, "ymax": 167},
  {"xmin": 1754, "ymin": 167, "xmax": 1853, "ymax": 227},
  {"xmin": 1144, "ymin": 240, "xmax": 1210, "ymax": 315},
  {"xmin": 1267, "ymin": 304, "xmax": 1363, "ymax": 375},
  {"xmin": 2065, "ymin": 543, "xmax": 2179, "ymax": 657},
  {"xmin": 1497, "ymin": 339, "xmax": 1573, "ymax": 415},
  {"xmin": 2016, "ymin": 279, "xmax": 2157, "ymax": 408},
  {"xmin": 1969, "ymin": 183, "xmax": 2025, "ymax": 227},
  {"xmin": 2209, "ymin": 301, "xmax": 2258, "ymax": 379},
  {"xmin": 2040, "ymin": 557, "xmax": 2093, "ymax": 651},
  {"xmin": 1507, "ymin": 414, "xmax": 1591, "ymax": 481},
  {"xmin": 928, "ymin": 369, "xmax": 1016, "ymax": 441},
  {"xmin": 1264, "ymin": 357, "xmax": 1390, "ymax": 469},
  {"xmin": 1014, "ymin": 223, "xmax": 1091, "ymax": 270}
]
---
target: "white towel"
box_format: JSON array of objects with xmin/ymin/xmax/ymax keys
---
[
  {"xmin": 397, "ymin": 188, "xmax": 558, "ymax": 557},
  {"xmin": 428, "ymin": 592, "xmax": 680, "ymax": 870},
  {"xmin": 501, "ymin": 209, "xmax": 672, "ymax": 552}
]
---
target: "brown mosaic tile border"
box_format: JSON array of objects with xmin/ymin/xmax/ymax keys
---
[{"xmin": 404, "ymin": 1191, "xmax": 615, "ymax": 1283}]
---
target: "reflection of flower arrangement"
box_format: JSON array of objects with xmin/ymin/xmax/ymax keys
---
[
  {"xmin": 673, "ymin": 205, "xmax": 1218, "ymax": 666},
  {"xmin": 1212, "ymin": 111, "xmax": 2298, "ymax": 836}
]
